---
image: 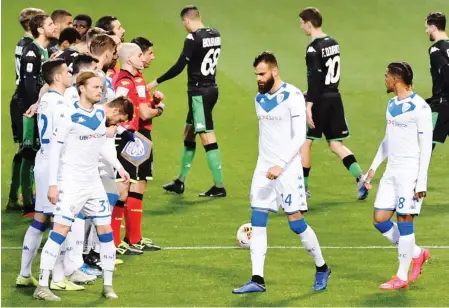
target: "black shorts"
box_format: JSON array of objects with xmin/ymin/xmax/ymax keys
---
[
  {"xmin": 431, "ymin": 102, "xmax": 449, "ymax": 144},
  {"xmin": 10, "ymin": 91, "xmax": 23, "ymax": 143},
  {"xmin": 307, "ymin": 93, "xmax": 350, "ymax": 141},
  {"xmin": 115, "ymin": 129, "xmax": 153, "ymax": 182},
  {"xmin": 186, "ymin": 86, "xmax": 219, "ymax": 133}
]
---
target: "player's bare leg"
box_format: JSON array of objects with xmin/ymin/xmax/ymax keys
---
[
  {"xmin": 95, "ymin": 224, "xmax": 118, "ymax": 299},
  {"xmin": 328, "ymin": 140, "xmax": 368, "ymax": 200},
  {"xmin": 198, "ymin": 131, "xmax": 226, "ymax": 197},
  {"xmin": 163, "ymin": 125, "xmax": 196, "ymax": 194},
  {"xmin": 112, "ymin": 181, "xmax": 143, "ymax": 256},
  {"xmin": 125, "ymin": 181, "xmax": 161, "ymax": 251},
  {"xmin": 300, "ymin": 139, "xmax": 313, "ymax": 198},
  {"xmin": 17, "ymin": 213, "xmax": 50, "ymax": 287}
]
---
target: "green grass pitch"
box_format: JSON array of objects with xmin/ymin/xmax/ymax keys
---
[{"xmin": 1, "ymin": 0, "xmax": 449, "ymax": 306}]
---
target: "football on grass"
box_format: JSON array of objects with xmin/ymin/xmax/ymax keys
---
[{"xmin": 236, "ymin": 223, "xmax": 252, "ymax": 248}]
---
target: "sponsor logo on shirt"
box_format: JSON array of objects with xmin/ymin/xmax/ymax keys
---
[
  {"xmin": 387, "ymin": 119, "xmax": 407, "ymax": 128},
  {"xmin": 258, "ymin": 115, "xmax": 282, "ymax": 121},
  {"xmin": 79, "ymin": 133, "xmax": 106, "ymax": 140}
]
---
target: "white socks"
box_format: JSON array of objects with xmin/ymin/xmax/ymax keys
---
[
  {"xmin": 64, "ymin": 218, "xmax": 85, "ymax": 276},
  {"xmin": 250, "ymin": 226, "xmax": 267, "ymax": 278},
  {"xmin": 20, "ymin": 225, "xmax": 44, "ymax": 277},
  {"xmin": 98, "ymin": 231, "xmax": 116, "ymax": 286},
  {"xmin": 298, "ymin": 226, "xmax": 325, "ymax": 267}
]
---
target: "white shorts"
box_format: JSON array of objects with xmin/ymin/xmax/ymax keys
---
[
  {"xmin": 34, "ymin": 162, "xmax": 54, "ymax": 215},
  {"xmin": 53, "ymin": 179, "xmax": 111, "ymax": 226},
  {"xmin": 374, "ymin": 170, "xmax": 423, "ymax": 215},
  {"xmin": 250, "ymin": 161, "xmax": 308, "ymax": 214}
]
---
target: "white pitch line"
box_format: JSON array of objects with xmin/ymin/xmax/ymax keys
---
[{"xmin": 2, "ymin": 245, "xmax": 449, "ymax": 250}]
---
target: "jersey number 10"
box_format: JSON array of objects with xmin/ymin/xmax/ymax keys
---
[
  {"xmin": 201, "ymin": 48, "xmax": 221, "ymax": 76},
  {"xmin": 325, "ymin": 55, "xmax": 341, "ymax": 85}
]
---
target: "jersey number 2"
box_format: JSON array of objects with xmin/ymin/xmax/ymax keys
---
[
  {"xmin": 325, "ymin": 55, "xmax": 341, "ymax": 85},
  {"xmin": 201, "ymin": 48, "xmax": 220, "ymax": 76},
  {"xmin": 39, "ymin": 114, "xmax": 50, "ymax": 144}
]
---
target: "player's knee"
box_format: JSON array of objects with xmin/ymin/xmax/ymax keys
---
[
  {"xmin": 328, "ymin": 141, "xmax": 342, "ymax": 153},
  {"xmin": 397, "ymin": 221, "xmax": 414, "ymax": 236},
  {"xmin": 204, "ymin": 142, "xmax": 218, "ymax": 153},
  {"xmin": 97, "ymin": 231, "xmax": 114, "ymax": 243},
  {"xmin": 49, "ymin": 231, "xmax": 67, "ymax": 245},
  {"xmin": 184, "ymin": 125, "xmax": 195, "ymax": 140},
  {"xmin": 31, "ymin": 219, "xmax": 48, "ymax": 232},
  {"xmin": 184, "ymin": 140, "xmax": 196, "ymax": 151},
  {"xmin": 289, "ymin": 217, "xmax": 308, "ymax": 234},
  {"xmin": 13, "ymin": 152, "xmax": 22, "ymax": 163},
  {"xmin": 373, "ymin": 219, "xmax": 393, "ymax": 233},
  {"xmin": 251, "ymin": 210, "xmax": 268, "ymax": 227}
]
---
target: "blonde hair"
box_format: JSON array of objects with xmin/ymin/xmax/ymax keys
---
[
  {"xmin": 75, "ymin": 70, "xmax": 100, "ymax": 95},
  {"xmin": 20, "ymin": 8, "xmax": 45, "ymax": 31}
]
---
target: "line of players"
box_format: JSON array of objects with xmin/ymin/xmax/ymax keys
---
[
  {"xmin": 7, "ymin": 4, "xmax": 449, "ymax": 301},
  {"xmin": 11, "ymin": 5, "xmax": 231, "ymax": 301}
]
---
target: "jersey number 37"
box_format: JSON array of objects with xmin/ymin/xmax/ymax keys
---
[{"xmin": 201, "ymin": 48, "xmax": 220, "ymax": 76}]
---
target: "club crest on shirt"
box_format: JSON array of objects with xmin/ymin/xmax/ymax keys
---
[
  {"xmin": 96, "ymin": 111, "xmax": 103, "ymax": 121},
  {"xmin": 402, "ymin": 102, "xmax": 411, "ymax": 113},
  {"xmin": 276, "ymin": 93, "xmax": 284, "ymax": 104}
]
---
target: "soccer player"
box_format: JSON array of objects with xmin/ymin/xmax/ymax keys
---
[
  {"xmin": 55, "ymin": 27, "xmax": 107, "ymax": 73},
  {"xmin": 17, "ymin": 13, "xmax": 56, "ymax": 216},
  {"xmin": 48, "ymin": 9, "xmax": 73, "ymax": 56},
  {"xmin": 233, "ymin": 52, "xmax": 330, "ymax": 294},
  {"xmin": 7, "ymin": 7, "xmax": 44, "ymax": 212},
  {"xmin": 50, "ymin": 27, "xmax": 81, "ymax": 58},
  {"xmin": 73, "ymin": 14, "xmax": 92, "ymax": 37},
  {"xmin": 112, "ymin": 42, "xmax": 163, "ymax": 254},
  {"xmin": 298, "ymin": 7, "xmax": 368, "ymax": 200},
  {"xmin": 364, "ymin": 62, "xmax": 432, "ymax": 290},
  {"xmin": 95, "ymin": 15, "xmax": 125, "ymax": 42},
  {"xmin": 16, "ymin": 59, "xmax": 86, "ymax": 290},
  {"xmin": 33, "ymin": 71, "xmax": 133, "ymax": 301},
  {"xmin": 148, "ymin": 5, "xmax": 226, "ymax": 197},
  {"xmin": 424, "ymin": 12, "xmax": 449, "ymax": 150},
  {"xmin": 89, "ymin": 34, "xmax": 117, "ymax": 104}
]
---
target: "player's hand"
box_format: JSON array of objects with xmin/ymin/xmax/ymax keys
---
[
  {"xmin": 364, "ymin": 169, "xmax": 375, "ymax": 190},
  {"xmin": 118, "ymin": 168, "xmax": 130, "ymax": 184},
  {"xmin": 24, "ymin": 103, "xmax": 38, "ymax": 118},
  {"xmin": 153, "ymin": 91, "xmax": 164, "ymax": 104},
  {"xmin": 121, "ymin": 130, "xmax": 135, "ymax": 142},
  {"xmin": 266, "ymin": 166, "xmax": 282, "ymax": 180},
  {"xmin": 147, "ymin": 80, "xmax": 158, "ymax": 90},
  {"xmin": 48, "ymin": 185, "xmax": 59, "ymax": 205},
  {"xmin": 306, "ymin": 103, "xmax": 315, "ymax": 129},
  {"xmin": 415, "ymin": 191, "xmax": 427, "ymax": 199}
]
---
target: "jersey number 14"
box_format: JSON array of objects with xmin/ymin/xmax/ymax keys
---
[
  {"xmin": 201, "ymin": 48, "xmax": 220, "ymax": 76},
  {"xmin": 325, "ymin": 55, "xmax": 340, "ymax": 85}
]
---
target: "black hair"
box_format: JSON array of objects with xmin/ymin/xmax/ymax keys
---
[
  {"xmin": 72, "ymin": 53, "xmax": 99, "ymax": 75},
  {"xmin": 130, "ymin": 37, "xmax": 153, "ymax": 52},
  {"xmin": 74, "ymin": 14, "xmax": 92, "ymax": 27},
  {"xmin": 42, "ymin": 58, "xmax": 67, "ymax": 84},
  {"xmin": 180, "ymin": 5, "xmax": 200, "ymax": 19},
  {"xmin": 253, "ymin": 51, "xmax": 278, "ymax": 68},
  {"xmin": 95, "ymin": 15, "xmax": 118, "ymax": 32},
  {"xmin": 51, "ymin": 9, "xmax": 72, "ymax": 22},
  {"xmin": 387, "ymin": 62, "xmax": 414, "ymax": 86},
  {"xmin": 426, "ymin": 12, "xmax": 446, "ymax": 31},
  {"xmin": 58, "ymin": 27, "xmax": 81, "ymax": 46}
]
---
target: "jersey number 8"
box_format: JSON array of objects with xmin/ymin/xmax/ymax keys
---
[
  {"xmin": 325, "ymin": 55, "xmax": 341, "ymax": 85},
  {"xmin": 201, "ymin": 48, "xmax": 220, "ymax": 76}
]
